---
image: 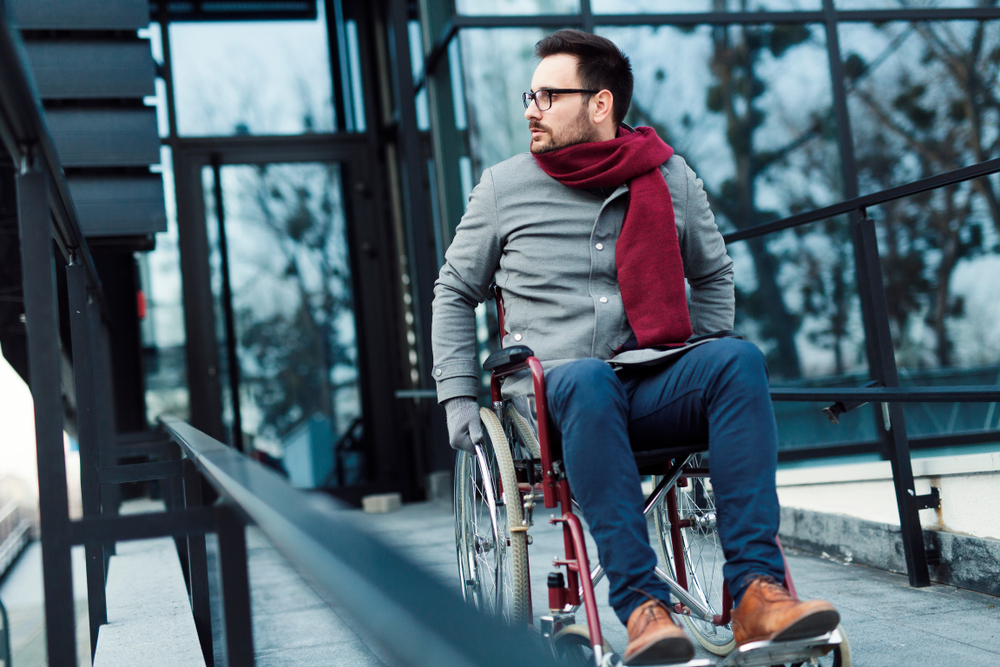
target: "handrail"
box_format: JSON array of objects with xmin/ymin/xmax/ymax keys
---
[
  {"xmin": 159, "ymin": 416, "xmax": 558, "ymax": 667},
  {"xmin": 723, "ymin": 157, "xmax": 1000, "ymax": 244},
  {"xmin": 0, "ymin": 12, "xmax": 104, "ymax": 299}
]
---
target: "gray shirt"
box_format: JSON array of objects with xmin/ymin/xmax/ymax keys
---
[{"xmin": 431, "ymin": 151, "xmax": 734, "ymax": 402}]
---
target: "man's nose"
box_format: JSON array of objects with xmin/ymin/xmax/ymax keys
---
[{"xmin": 524, "ymin": 101, "xmax": 541, "ymax": 121}]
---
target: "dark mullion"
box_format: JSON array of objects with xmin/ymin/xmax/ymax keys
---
[
  {"xmin": 769, "ymin": 386, "xmax": 1000, "ymax": 402},
  {"xmin": 778, "ymin": 428, "xmax": 1000, "ymax": 463},
  {"xmin": 413, "ymin": 20, "xmax": 456, "ymax": 92},
  {"xmin": 326, "ymin": 0, "xmax": 351, "ymax": 132},
  {"xmin": 450, "ymin": 7, "xmax": 1000, "ymax": 30},
  {"xmin": 580, "ymin": 0, "xmax": 595, "ymax": 33},
  {"xmin": 156, "ymin": 1, "xmax": 180, "ymax": 142}
]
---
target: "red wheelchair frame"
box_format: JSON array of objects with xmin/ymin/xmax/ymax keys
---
[{"xmin": 461, "ymin": 289, "xmax": 848, "ymax": 666}]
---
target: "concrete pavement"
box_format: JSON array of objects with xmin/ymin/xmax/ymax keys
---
[{"xmin": 246, "ymin": 498, "xmax": 1000, "ymax": 666}]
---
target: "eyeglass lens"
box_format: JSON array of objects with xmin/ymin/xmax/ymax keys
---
[{"xmin": 524, "ymin": 90, "xmax": 552, "ymax": 111}]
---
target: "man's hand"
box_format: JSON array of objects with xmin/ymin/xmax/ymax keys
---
[{"xmin": 443, "ymin": 397, "xmax": 484, "ymax": 454}]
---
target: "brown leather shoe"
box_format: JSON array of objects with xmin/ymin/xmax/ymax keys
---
[
  {"xmin": 623, "ymin": 599, "xmax": 695, "ymax": 665},
  {"xmin": 731, "ymin": 576, "xmax": 840, "ymax": 646}
]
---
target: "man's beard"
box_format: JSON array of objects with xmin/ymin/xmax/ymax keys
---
[{"xmin": 529, "ymin": 104, "xmax": 602, "ymax": 154}]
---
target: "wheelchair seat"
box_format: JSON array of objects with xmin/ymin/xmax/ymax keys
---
[{"xmin": 634, "ymin": 443, "xmax": 708, "ymax": 475}]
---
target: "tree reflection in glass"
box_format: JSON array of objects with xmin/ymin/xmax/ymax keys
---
[{"xmin": 206, "ymin": 163, "xmax": 362, "ymax": 486}]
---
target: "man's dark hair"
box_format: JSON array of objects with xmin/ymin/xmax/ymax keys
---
[{"xmin": 534, "ymin": 29, "xmax": 633, "ymax": 125}]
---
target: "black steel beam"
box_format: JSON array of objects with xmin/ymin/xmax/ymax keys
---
[
  {"xmin": 448, "ymin": 8, "xmax": 1000, "ymax": 29},
  {"xmin": 97, "ymin": 459, "xmax": 185, "ymax": 485},
  {"xmin": 724, "ymin": 157, "xmax": 1000, "ymax": 244},
  {"xmin": 770, "ymin": 386, "xmax": 1000, "ymax": 403},
  {"xmin": 66, "ymin": 260, "xmax": 107, "ymax": 657},
  {"xmin": 68, "ymin": 507, "xmax": 216, "ymax": 545},
  {"xmin": 778, "ymin": 429, "xmax": 1000, "ymax": 463},
  {"xmin": 113, "ymin": 439, "xmax": 174, "ymax": 458},
  {"xmin": 170, "ymin": 133, "xmax": 369, "ymax": 165},
  {"xmin": 216, "ymin": 504, "xmax": 254, "ymax": 667},
  {"xmin": 160, "ymin": 415, "xmax": 560, "ymax": 667},
  {"xmin": 182, "ymin": 459, "xmax": 214, "ymax": 666},
  {"xmin": 209, "ymin": 156, "xmax": 244, "ymax": 452},
  {"xmin": 151, "ymin": 0, "xmax": 317, "ymax": 22},
  {"xmin": 387, "ymin": 0, "xmax": 451, "ymax": 488},
  {"xmin": 17, "ymin": 170, "xmax": 77, "ymax": 667}
]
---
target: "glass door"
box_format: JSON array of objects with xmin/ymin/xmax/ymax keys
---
[{"xmin": 203, "ymin": 161, "xmax": 363, "ymax": 489}]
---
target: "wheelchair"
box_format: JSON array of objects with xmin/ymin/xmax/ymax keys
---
[{"xmin": 454, "ymin": 295, "xmax": 850, "ymax": 667}]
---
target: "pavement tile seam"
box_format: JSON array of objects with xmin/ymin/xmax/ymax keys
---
[{"xmin": 254, "ymin": 636, "xmax": 368, "ymax": 658}]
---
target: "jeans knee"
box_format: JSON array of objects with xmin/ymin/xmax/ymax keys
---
[
  {"xmin": 714, "ymin": 338, "xmax": 766, "ymax": 369},
  {"xmin": 546, "ymin": 358, "xmax": 621, "ymax": 412}
]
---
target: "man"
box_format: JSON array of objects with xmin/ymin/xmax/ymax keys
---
[{"xmin": 432, "ymin": 30, "xmax": 839, "ymax": 665}]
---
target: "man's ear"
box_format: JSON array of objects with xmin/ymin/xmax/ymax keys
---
[{"xmin": 591, "ymin": 89, "xmax": 615, "ymax": 125}]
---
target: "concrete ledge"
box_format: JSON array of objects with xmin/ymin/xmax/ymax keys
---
[
  {"xmin": 93, "ymin": 537, "xmax": 206, "ymax": 667},
  {"xmin": 780, "ymin": 507, "xmax": 1000, "ymax": 598}
]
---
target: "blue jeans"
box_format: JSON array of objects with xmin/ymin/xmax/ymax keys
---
[{"xmin": 545, "ymin": 339, "xmax": 785, "ymax": 624}]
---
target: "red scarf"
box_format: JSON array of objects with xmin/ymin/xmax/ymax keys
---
[{"xmin": 533, "ymin": 126, "xmax": 692, "ymax": 349}]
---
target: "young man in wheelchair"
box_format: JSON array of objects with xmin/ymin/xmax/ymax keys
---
[{"xmin": 431, "ymin": 30, "xmax": 840, "ymax": 665}]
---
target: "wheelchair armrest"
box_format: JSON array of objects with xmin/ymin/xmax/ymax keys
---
[{"xmin": 483, "ymin": 345, "xmax": 534, "ymax": 373}]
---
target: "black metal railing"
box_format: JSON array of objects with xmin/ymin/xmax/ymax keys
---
[
  {"xmin": 1, "ymin": 12, "xmax": 117, "ymax": 666},
  {"xmin": 0, "ymin": 502, "xmax": 32, "ymax": 577},
  {"xmin": 152, "ymin": 415, "xmax": 556, "ymax": 667}
]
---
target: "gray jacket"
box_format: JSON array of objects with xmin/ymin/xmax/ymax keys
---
[{"xmin": 431, "ymin": 151, "xmax": 734, "ymax": 402}]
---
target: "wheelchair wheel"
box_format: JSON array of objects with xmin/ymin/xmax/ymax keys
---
[
  {"xmin": 653, "ymin": 471, "xmax": 736, "ymax": 655},
  {"xmin": 454, "ymin": 408, "xmax": 530, "ymax": 625}
]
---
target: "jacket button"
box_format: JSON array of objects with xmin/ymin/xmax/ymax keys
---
[
  {"xmin": 599, "ymin": 297, "xmax": 608, "ymax": 304},
  {"xmin": 435, "ymin": 368, "xmax": 442, "ymax": 376},
  {"xmin": 514, "ymin": 333, "xmax": 523, "ymax": 341},
  {"xmin": 595, "ymin": 243, "xmax": 604, "ymax": 250}
]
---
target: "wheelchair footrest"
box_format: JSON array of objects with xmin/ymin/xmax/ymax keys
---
[{"xmin": 715, "ymin": 627, "xmax": 843, "ymax": 666}]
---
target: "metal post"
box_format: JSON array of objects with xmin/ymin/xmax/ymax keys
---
[
  {"xmin": 824, "ymin": 0, "xmax": 930, "ymax": 586},
  {"xmin": 66, "ymin": 260, "xmax": 108, "ymax": 656},
  {"xmin": 217, "ymin": 505, "xmax": 254, "ymax": 666},
  {"xmin": 210, "ymin": 156, "xmax": 245, "ymax": 452},
  {"xmin": 93, "ymin": 312, "xmax": 119, "ymax": 566},
  {"xmin": 184, "ymin": 459, "xmax": 214, "ymax": 666},
  {"xmin": 852, "ymin": 210, "xmax": 930, "ymax": 586},
  {"xmin": 17, "ymin": 169, "xmax": 78, "ymax": 666}
]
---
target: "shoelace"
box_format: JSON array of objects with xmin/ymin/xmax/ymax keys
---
[{"xmin": 627, "ymin": 586, "xmax": 673, "ymax": 629}]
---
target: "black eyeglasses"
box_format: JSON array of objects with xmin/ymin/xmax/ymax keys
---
[{"xmin": 522, "ymin": 88, "xmax": 599, "ymax": 111}]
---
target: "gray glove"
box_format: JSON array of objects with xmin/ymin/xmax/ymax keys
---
[{"xmin": 443, "ymin": 397, "xmax": 484, "ymax": 454}]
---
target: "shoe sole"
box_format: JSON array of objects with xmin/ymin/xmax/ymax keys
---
[
  {"xmin": 624, "ymin": 635, "xmax": 696, "ymax": 666},
  {"xmin": 771, "ymin": 608, "xmax": 841, "ymax": 642}
]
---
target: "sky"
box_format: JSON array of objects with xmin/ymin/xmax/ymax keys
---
[{"xmin": 0, "ymin": 346, "xmax": 39, "ymax": 506}]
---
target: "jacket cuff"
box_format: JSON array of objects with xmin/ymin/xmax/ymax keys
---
[{"xmin": 435, "ymin": 376, "xmax": 481, "ymax": 404}]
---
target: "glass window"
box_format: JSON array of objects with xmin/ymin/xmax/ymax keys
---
[
  {"xmin": 459, "ymin": 28, "xmax": 550, "ymax": 176},
  {"xmin": 840, "ymin": 21, "xmax": 1000, "ymax": 386},
  {"xmin": 170, "ymin": 5, "xmax": 335, "ymax": 136},
  {"xmin": 456, "ymin": 0, "xmax": 580, "ymax": 15},
  {"xmin": 598, "ymin": 25, "xmax": 858, "ymax": 386},
  {"xmin": 204, "ymin": 162, "xmax": 364, "ymax": 488},
  {"xmin": 592, "ymin": 0, "xmax": 821, "ymax": 14},
  {"xmin": 839, "ymin": 19, "xmax": 1000, "ymax": 444}
]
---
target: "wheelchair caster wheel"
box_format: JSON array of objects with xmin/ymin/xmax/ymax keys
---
[{"xmin": 551, "ymin": 624, "xmax": 617, "ymax": 667}]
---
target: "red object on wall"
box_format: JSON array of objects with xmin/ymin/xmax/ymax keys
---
[{"xmin": 137, "ymin": 290, "xmax": 146, "ymax": 320}]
